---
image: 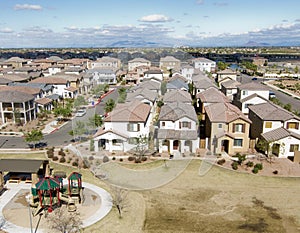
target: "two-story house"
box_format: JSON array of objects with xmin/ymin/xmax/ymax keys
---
[
  {"xmin": 220, "ymin": 79, "xmax": 241, "ymax": 101},
  {"xmin": 163, "ymin": 90, "xmax": 192, "ymax": 105},
  {"xmin": 93, "ymin": 101, "xmax": 152, "ymax": 152},
  {"xmin": 216, "ymin": 68, "xmax": 237, "ymax": 83},
  {"xmin": 0, "ymin": 90, "xmax": 36, "ymax": 124},
  {"xmin": 156, "ymin": 102, "xmax": 199, "ymax": 155},
  {"xmin": 233, "ymin": 82, "xmax": 270, "ymax": 115},
  {"xmin": 166, "ymin": 79, "xmax": 189, "ymax": 92},
  {"xmin": 143, "ymin": 69, "xmax": 164, "ymax": 82},
  {"xmin": 191, "ymin": 72, "xmax": 216, "ymax": 95},
  {"xmin": 248, "ymin": 102, "xmax": 300, "ymax": 158},
  {"xmin": 204, "ymin": 102, "xmax": 252, "ymax": 155},
  {"xmin": 180, "ymin": 64, "xmax": 194, "ymax": 83},
  {"xmin": 159, "ymin": 56, "xmax": 181, "ymax": 75},
  {"xmin": 87, "ymin": 68, "xmax": 117, "ymax": 85},
  {"xmin": 90, "ymin": 57, "xmax": 121, "ymax": 70},
  {"xmin": 128, "ymin": 58, "xmax": 151, "ymax": 72},
  {"xmin": 192, "ymin": 57, "xmax": 216, "ymax": 73}
]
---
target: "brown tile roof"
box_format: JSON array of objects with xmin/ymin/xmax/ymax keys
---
[
  {"xmin": 261, "ymin": 127, "xmax": 300, "ymax": 142},
  {"xmin": 94, "ymin": 127, "xmax": 128, "ymax": 139},
  {"xmin": 240, "ymin": 93, "xmax": 268, "ymax": 103},
  {"xmin": 205, "ymin": 102, "xmax": 251, "ymax": 123},
  {"xmin": 0, "ymin": 90, "xmax": 34, "ymax": 102},
  {"xmin": 163, "ymin": 90, "xmax": 192, "ymax": 103},
  {"xmin": 196, "ymin": 87, "xmax": 230, "ymax": 103},
  {"xmin": 105, "ymin": 101, "xmax": 151, "ymax": 122},
  {"xmin": 217, "ymin": 68, "xmax": 236, "ymax": 74},
  {"xmin": 30, "ymin": 77, "xmax": 67, "ymax": 84},
  {"xmin": 159, "ymin": 102, "xmax": 197, "ymax": 121},
  {"xmin": 0, "ymin": 86, "xmax": 41, "ymax": 95},
  {"xmin": 221, "ymin": 79, "xmax": 241, "ymax": 89},
  {"xmin": 248, "ymin": 102, "xmax": 300, "ymax": 121},
  {"xmin": 157, "ymin": 129, "xmax": 198, "ymax": 140},
  {"xmin": 2, "ymin": 74, "xmax": 29, "ymax": 82},
  {"xmin": 237, "ymin": 82, "xmax": 269, "ymax": 91},
  {"xmin": 35, "ymin": 97, "xmax": 52, "ymax": 105},
  {"xmin": 65, "ymin": 86, "xmax": 78, "ymax": 92}
]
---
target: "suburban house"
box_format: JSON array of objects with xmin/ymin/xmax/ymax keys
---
[
  {"xmin": 163, "ymin": 89, "xmax": 192, "ymax": 105},
  {"xmin": 143, "ymin": 69, "xmax": 164, "ymax": 82},
  {"xmin": 192, "ymin": 57, "xmax": 216, "ymax": 73},
  {"xmin": 166, "ymin": 79, "xmax": 189, "ymax": 92},
  {"xmin": 30, "ymin": 77, "xmax": 75, "ymax": 99},
  {"xmin": 248, "ymin": 101, "xmax": 300, "ymax": 138},
  {"xmin": 0, "ymin": 90, "xmax": 36, "ymax": 124},
  {"xmin": 3, "ymin": 57, "xmax": 28, "ymax": 68},
  {"xmin": 216, "ymin": 68, "xmax": 237, "ymax": 83},
  {"xmin": 90, "ymin": 57, "xmax": 121, "ymax": 70},
  {"xmin": 159, "ymin": 56, "xmax": 181, "ymax": 75},
  {"xmin": 220, "ymin": 79, "xmax": 241, "ymax": 101},
  {"xmin": 191, "ymin": 72, "xmax": 216, "ymax": 95},
  {"xmin": 125, "ymin": 70, "xmax": 140, "ymax": 84},
  {"xmin": 86, "ymin": 68, "xmax": 117, "ymax": 85},
  {"xmin": 204, "ymin": 102, "xmax": 252, "ymax": 155},
  {"xmin": 128, "ymin": 58, "xmax": 151, "ymax": 71},
  {"xmin": 126, "ymin": 88, "xmax": 158, "ymax": 111},
  {"xmin": 248, "ymin": 101, "xmax": 300, "ymax": 159},
  {"xmin": 180, "ymin": 64, "xmax": 194, "ymax": 82},
  {"xmin": 156, "ymin": 102, "xmax": 199, "ymax": 155},
  {"xmin": 93, "ymin": 101, "xmax": 152, "ymax": 152},
  {"xmin": 196, "ymin": 87, "xmax": 230, "ymax": 118},
  {"xmin": 130, "ymin": 79, "xmax": 161, "ymax": 96},
  {"xmin": 233, "ymin": 82, "xmax": 270, "ymax": 115}
]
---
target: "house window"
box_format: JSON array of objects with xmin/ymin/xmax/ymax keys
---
[
  {"xmin": 180, "ymin": 121, "xmax": 191, "ymax": 129},
  {"xmin": 287, "ymin": 122, "xmax": 299, "ymax": 129},
  {"xmin": 227, "ymin": 89, "xmax": 232, "ymax": 94},
  {"xmin": 162, "ymin": 122, "xmax": 166, "ymax": 127},
  {"xmin": 218, "ymin": 123, "xmax": 222, "ymax": 129},
  {"xmin": 233, "ymin": 139, "xmax": 243, "ymax": 147},
  {"xmin": 128, "ymin": 137, "xmax": 138, "ymax": 145},
  {"xmin": 289, "ymin": 144, "xmax": 299, "ymax": 152},
  {"xmin": 265, "ymin": 122, "xmax": 272, "ymax": 128},
  {"xmin": 127, "ymin": 123, "xmax": 140, "ymax": 132},
  {"xmin": 112, "ymin": 139, "xmax": 123, "ymax": 145},
  {"xmin": 233, "ymin": 123, "xmax": 245, "ymax": 133},
  {"xmin": 242, "ymin": 90, "xmax": 248, "ymax": 95}
]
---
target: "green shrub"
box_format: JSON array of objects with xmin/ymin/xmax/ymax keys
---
[
  {"xmin": 141, "ymin": 156, "xmax": 147, "ymax": 162},
  {"xmin": 246, "ymin": 161, "xmax": 254, "ymax": 167},
  {"xmin": 119, "ymin": 158, "xmax": 123, "ymax": 162},
  {"xmin": 59, "ymin": 157, "xmax": 66, "ymax": 163},
  {"xmin": 128, "ymin": 156, "xmax": 135, "ymax": 161},
  {"xmin": 252, "ymin": 167, "xmax": 259, "ymax": 174},
  {"xmin": 231, "ymin": 161, "xmax": 238, "ymax": 170},
  {"xmin": 217, "ymin": 159, "xmax": 226, "ymax": 165},
  {"xmin": 103, "ymin": 155, "xmax": 109, "ymax": 163},
  {"xmin": 112, "ymin": 157, "xmax": 116, "ymax": 160},
  {"xmin": 254, "ymin": 163, "xmax": 263, "ymax": 170},
  {"xmin": 52, "ymin": 156, "xmax": 59, "ymax": 161},
  {"xmin": 72, "ymin": 161, "xmax": 78, "ymax": 167}
]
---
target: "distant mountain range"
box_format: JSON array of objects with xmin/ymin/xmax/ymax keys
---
[{"xmin": 243, "ymin": 41, "xmax": 271, "ymax": 47}]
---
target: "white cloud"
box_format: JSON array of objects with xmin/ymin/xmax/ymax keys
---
[
  {"xmin": 0, "ymin": 28, "xmax": 14, "ymax": 33},
  {"xmin": 196, "ymin": 0, "xmax": 205, "ymax": 4},
  {"xmin": 14, "ymin": 4, "xmax": 42, "ymax": 11},
  {"xmin": 139, "ymin": 14, "xmax": 173, "ymax": 23}
]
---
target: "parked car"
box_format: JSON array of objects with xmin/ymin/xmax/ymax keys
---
[
  {"xmin": 269, "ymin": 91, "xmax": 276, "ymax": 98},
  {"xmin": 252, "ymin": 77, "xmax": 258, "ymax": 81},
  {"xmin": 75, "ymin": 109, "xmax": 86, "ymax": 117}
]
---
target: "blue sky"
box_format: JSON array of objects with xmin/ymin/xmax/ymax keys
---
[{"xmin": 0, "ymin": 0, "xmax": 300, "ymax": 48}]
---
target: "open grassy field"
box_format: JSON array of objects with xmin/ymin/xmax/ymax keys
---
[{"xmin": 1, "ymin": 153, "xmax": 300, "ymax": 233}]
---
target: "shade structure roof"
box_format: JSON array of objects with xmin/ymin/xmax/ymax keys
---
[
  {"xmin": 0, "ymin": 159, "xmax": 46, "ymax": 173},
  {"xmin": 68, "ymin": 172, "xmax": 82, "ymax": 181},
  {"xmin": 35, "ymin": 177, "xmax": 60, "ymax": 191}
]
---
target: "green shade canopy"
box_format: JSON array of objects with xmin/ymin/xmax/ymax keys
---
[
  {"xmin": 68, "ymin": 172, "xmax": 82, "ymax": 181},
  {"xmin": 35, "ymin": 177, "xmax": 60, "ymax": 191}
]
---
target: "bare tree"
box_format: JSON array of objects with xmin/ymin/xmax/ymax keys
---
[
  {"xmin": 46, "ymin": 207, "xmax": 82, "ymax": 233},
  {"xmin": 110, "ymin": 186, "xmax": 129, "ymax": 218}
]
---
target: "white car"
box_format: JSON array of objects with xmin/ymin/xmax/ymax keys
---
[{"xmin": 75, "ymin": 109, "xmax": 86, "ymax": 117}]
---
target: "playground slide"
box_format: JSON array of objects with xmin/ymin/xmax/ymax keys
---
[
  {"xmin": 59, "ymin": 193, "xmax": 71, "ymax": 203},
  {"xmin": 58, "ymin": 193, "xmax": 77, "ymax": 212}
]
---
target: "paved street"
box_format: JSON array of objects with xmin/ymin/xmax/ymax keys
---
[{"xmin": 0, "ymin": 88, "xmax": 119, "ymax": 149}]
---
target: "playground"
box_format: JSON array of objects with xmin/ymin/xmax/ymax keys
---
[{"xmin": 0, "ymin": 162, "xmax": 112, "ymax": 233}]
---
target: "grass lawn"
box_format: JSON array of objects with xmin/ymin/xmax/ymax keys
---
[{"xmin": 0, "ymin": 151, "xmax": 46, "ymax": 160}]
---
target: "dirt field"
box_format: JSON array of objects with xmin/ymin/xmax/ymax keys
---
[{"xmin": 2, "ymin": 156, "xmax": 300, "ymax": 233}]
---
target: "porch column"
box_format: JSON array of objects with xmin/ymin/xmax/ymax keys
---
[
  {"xmin": 158, "ymin": 140, "xmax": 163, "ymax": 153},
  {"xmin": 94, "ymin": 139, "xmax": 99, "ymax": 152},
  {"xmin": 180, "ymin": 140, "xmax": 185, "ymax": 153},
  {"xmin": 108, "ymin": 140, "xmax": 113, "ymax": 152},
  {"xmin": 169, "ymin": 139, "xmax": 174, "ymax": 154}
]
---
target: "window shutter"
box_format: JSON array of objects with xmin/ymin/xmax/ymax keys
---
[
  {"xmin": 242, "ymin": 124, "xmax": 245, "ymax": 133},
  {"xmin": 179, "ymin": 122, "xmax": 182, "ymax": 129},
  {"xmin": 232, "ymin": 123, "xmax": 236, "ymax": 133},
  {"xmin": 296, "ymin": 123, "xmax": 299, "ymax": 130},
  {"xmin": 137, "ymin": 124, "xmax": 140, "ymax": 131},
  {"xmin": 188, "ymin": 122, "xmax": 191, "ymax": 129}
]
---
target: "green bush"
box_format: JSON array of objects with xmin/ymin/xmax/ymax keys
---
[
  {"xmin": 59, "ymin": 157, "xmax": 66, "ymax": 163},
  {"xmin": 252, "ymin": 167, "xmax": 259, "ymax": 174},
  {"xmin": 254, "ymin": 163, "xmax": 263, "ymax": 170},
  {"xmin": 72, "ymin": 161, "xmax": 78, "ymax": 167},
  {"xmin": 52, "ymin": 156, "xmax": 59, "ymax": 161},
  {"xmin": 246, "ymin": 161, "xmax": 254, "ymax": 167},
  {"xmin": 217, "ymin": 159, "xmax": 226, "ymax": 165},
  {"xmin": 119, "ymin": 158, "xmax": 123, "ymax": 162},
  {"xmin": 103, "ymin": 155, "xmax": 109, "ymax": 163},
  {"xmin": 231, "ymin": 161, "xmax": 238, "ymax": 170},
  {"xmin": 141, "ymin": 156, "xmax": 147, "ymax": 162},
  {"xmin": 128, "ymin": 156, "xmax": 135, "ymax": 161}
]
